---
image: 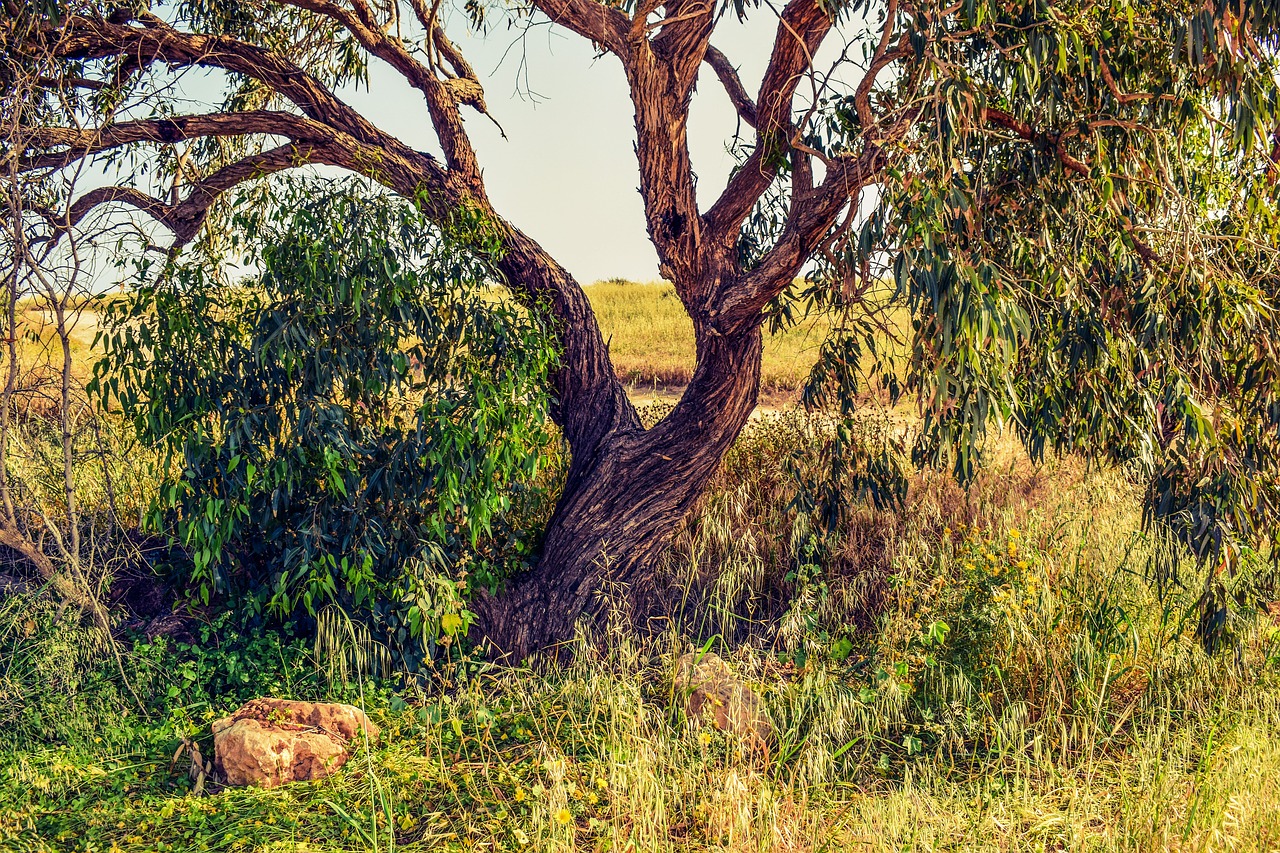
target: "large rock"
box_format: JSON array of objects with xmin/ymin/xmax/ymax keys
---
[
  {"xmin": 212, "ymin": 698, "xmax": 380, "ymax": 788},
  {"xmin": 674, "ymin": 651, "xmax": 770, "ymax": 744}
]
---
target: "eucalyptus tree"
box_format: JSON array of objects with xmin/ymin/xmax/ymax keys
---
[{"xmin": 5, "ymin": 0, "xmax": 1280, "ymax": 656}]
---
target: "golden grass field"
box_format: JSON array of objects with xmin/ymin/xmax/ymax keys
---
[
  {"xmin": 586, "ymin": 280, "xmax": 835, "ymax": 401},
  {"xmin": 21, "ymin": 282, "xmax": 836, "ymax": 403}
]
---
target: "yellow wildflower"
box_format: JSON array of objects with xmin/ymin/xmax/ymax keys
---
[
  {"xmin": 554, "ymin": 808, "xmax": 572, "ymax": 826},
  {"xmin": 698, "ymin": 730, "xmax": 712, "ymax": 746}
]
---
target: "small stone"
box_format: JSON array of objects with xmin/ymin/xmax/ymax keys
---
[
  {"xmin": 674, "ymin": 651, "xmax": 770, "ymax": 745},
  {"xmin": 212, "ymin": 698, "xmax": 379, "ymax": 788}
]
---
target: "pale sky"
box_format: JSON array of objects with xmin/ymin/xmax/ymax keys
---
[{"xmin": 329, "ymin": 8, "xmax": 846, "ymax": 283}]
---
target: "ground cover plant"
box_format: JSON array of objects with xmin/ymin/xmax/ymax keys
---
[{"xmin": 3, "ymin": 415, "xmax": 1280, "ymax": 851}]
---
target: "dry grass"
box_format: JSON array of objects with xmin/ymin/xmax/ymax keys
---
[
  {"xmin": 587, "ymin": 280, "xmax": 836, "ymax": 401},
  {"xmin": 6, "ymin": 409, "xmax": 1280, "ymax": 852},
  {"xmin": 26, "ymin": 280, "xmax": 839, "ymax": 403}
]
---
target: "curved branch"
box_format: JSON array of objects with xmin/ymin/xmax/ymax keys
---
[
  {"xmin": 50, "ymin": 137, "xmax": 444, "ymax": 245},
  {"xmin": 17, "ymin": 111, "xmax": 343, "ymax": 172},
  {"xmin": 52, "ymin": 144, "xmax": 323, "ymax": 242},
  {"xmin": 702, "ymin": 0, "xmax": 833, "ymax": 246},
  {"xmin": 704, "ymin": 45, "xmax": 758, "ymax": 128},
  {"xmin": 273, "ymin": 0, "xmax": 488, "ymax": 183},
  {"xmin": 984, "ymin": 107, "xmax": 1089, "ymax": 176},
  {"xmin": 52, "ymin": 15, "xmax": 392, "ymax": 149},
  {"xmin": 30, "ymin": 6, "xmax": 637, "ymax": 459},
  {"xmin": 712, "ymin": 146, "xmax": 888, "ymax": 332},
  {"xmin": 526, "ymin": 0, "xmax": 630, "ymax": 55},
  {"xmin": 851, "ymin": 0, "xmax": 906, "ymax": 132},
  {"xmin": 275, "ymin": 0, "xmax": 437, "ymax": 95}
]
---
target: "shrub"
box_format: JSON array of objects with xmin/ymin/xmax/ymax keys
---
[{"xmin": 94, "ymin": 183, "xmax": 558, "ymax": 668}]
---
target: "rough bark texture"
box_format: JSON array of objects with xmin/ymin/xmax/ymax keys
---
[{"xmin": 474, "ymin": 320, "xmax": 764, "ymax": 659}]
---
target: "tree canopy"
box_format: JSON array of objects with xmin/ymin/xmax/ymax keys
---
[{"xmin": 6, "ymin": 0, "xmax": 1280, "ymax": 654}]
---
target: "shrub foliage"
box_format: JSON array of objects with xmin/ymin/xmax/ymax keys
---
[{"xmin": 93, "ymin": 185, "xmax": 558, "ymax": 667}]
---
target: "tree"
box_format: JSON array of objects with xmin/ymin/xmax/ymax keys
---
[{"xmin": 5, "ymin": 0, "xmax": 1280, "ymax": 657}]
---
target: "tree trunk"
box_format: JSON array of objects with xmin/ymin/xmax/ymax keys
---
[{"xmin": 474, "ymin": 321, "xmax": 764, "ymax": 659}]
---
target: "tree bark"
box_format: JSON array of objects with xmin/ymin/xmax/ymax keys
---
[{"xmin": 474, "ymin": 317, "xmax": 764, "ymax": 660}]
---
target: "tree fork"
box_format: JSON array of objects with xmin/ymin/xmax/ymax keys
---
[{"xmin": 473, "ymin": 320, "xmax": 765, "ymax": 659}]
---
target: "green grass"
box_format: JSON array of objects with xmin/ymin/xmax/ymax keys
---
[{"xmin": 3, "ymin": 411, "xmax": 1280, "ymax": 851}]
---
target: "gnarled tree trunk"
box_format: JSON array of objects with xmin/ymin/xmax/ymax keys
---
[{"xmin": 474, "ymin": 274, "xmax": 765, "ymax": 658}]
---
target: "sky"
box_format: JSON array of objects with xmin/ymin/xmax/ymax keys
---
[{"xmin": 335, "ymin": 8, "xmax": 792, "ymax": 284}]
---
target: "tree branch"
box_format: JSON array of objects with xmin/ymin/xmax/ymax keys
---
[
  {"xmin": 851, "ymin": 0, "xmax": 905, "ymax": 132},
  {"xmin": 703, "ymin": 45, "xmax": 758, "ymax": 128},
  {"xmin": 702, "ymin": 0, "xmax": 833, "ymax": 247},
  {"xmin": 17, "ymin": 111, "xmax": 342, "ymax": 172},
  {"xmin": 52, "ymin": 14, "xmax": 393, "ymax": 149},
  {"xmin": 50, "ymin": 144, "xmax": 326, "ymax": 242},
  {"xmin": 651, "ymin": 0, "xmax": 716, "ymax": 90},
  {"xmin": 274, "ymin": 0, "xmax": 489, "ymax": 183},
  {"xmin": 526, "ymin": 0, "xmax": 630, "ymax": 55},
  {"xmin": 712, "ymin": 146, "xmax": 888, "ymax": 332},
  {"xmin": 984, "ymin": 107, "xmax": 1089, "ymax": 176}
]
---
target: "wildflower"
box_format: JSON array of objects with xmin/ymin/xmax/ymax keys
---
[
  {"xmin": 1009, "ymin": 529, "xmax": 1020, "ymax": 538},
  {"xmin": 596, "ymin": 777, "xmax": 608, "ymax": 790},
  {"xmin": 514, "ymin": 787, "xmax": 526, "ymax": 802},
  {"xmin": 588, "ymin": 792, "xmax": 599, "ymax": 805},
  {"xmin": 698, "ymin": 730, "xmax": 712, "ymax": 746},
  {"xmin": 554, "ymin": 808, "xmax": 572, "ymax": 826},
  {"xmin": 1017, "ymin": 560, "xmax": 1029, "ymax": 570}
]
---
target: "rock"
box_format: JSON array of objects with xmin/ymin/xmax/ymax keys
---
[
  {"xmin": 674, "ymin": 651, "xmax": 770, "ymax": 744},
  {"xmin": 212, "ymin": 698, "xmax": 379, "ymax": 788}
]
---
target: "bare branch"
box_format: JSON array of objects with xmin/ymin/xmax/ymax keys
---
[
  {"xmin": 703, "ymin": 0, "xmax": 833, "ymax": 246},
  {"xmin": 53, "ymin": 143, "xmax": 358, "ymax": 243},
  {"xmin": 712, "ymin": 147, "xmax": 888, "ymax": 332},
  {"xmin": 17, "ymin": 111, "xmax": 342, "ymax": 172},
  {"xmin": 984, "ymin": 107, "xmax": 1090, "ymax": 176},
  {"xmin": 851, "ymin": 0, "xmax": 905, "ymax": 131},
  {"xmin": 525, "ymin": 0, "xmax": 630, "ymax": 55},
  {"xmin": 52, "ymin": 14, "xmax": 393, "ymax": 148},
  {"xmin": 703, "ymin": 45, "xmax": 758, "ymax": 129},
  {"xmin": 271, "ymin": 0, "xmax": 493, "ymax": 180}
]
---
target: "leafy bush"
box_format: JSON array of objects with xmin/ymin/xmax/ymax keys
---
[{"xmin": 94, "ymin": 184, "xmax": 558, "ymax": 668}]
